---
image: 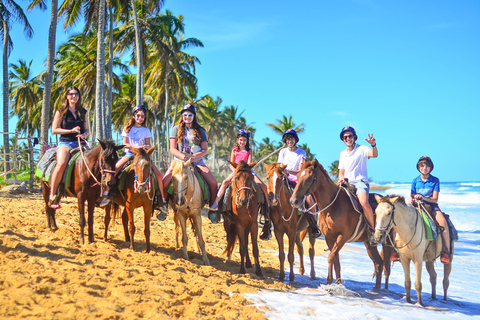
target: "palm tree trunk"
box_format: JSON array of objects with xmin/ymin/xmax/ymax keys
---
[
  {"xmin": 164, "ymin": 64, "xmax": 170, "ymax": 153},
  {"xmin": 39, "ymin": 0, "xmax": 58, "ymax": 157},
  {"xmin": 3, "ymin": 21, "xmax": 10, "ymax": 176},
  {"xmin": 131, "ymin": 0, "xmax": 143, "ymax": 105},
  {"xmin": 106, "ymin": 4, "xmax": 114, "ymax": 140},
  {"xmin": 95, "ymin": 0, "xmax": 106, "ymax": 140}
]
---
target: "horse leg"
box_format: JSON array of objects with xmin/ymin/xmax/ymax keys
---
[
  {"xmin": 126, "ymin": 205, "xmax": 136, "ymax": 251},
  {"xmin": 42, "ymin": 183, "xmax": 58, "ymax": 231},
  {"xmin": 414, "ymin": 259, "xmax": 424, "ymax": 306},
  {"xmin": 77, "ymin": 198, "xmax": 86, "ymax": 245},
  {"xmin": 144, "ymin": 202, "xmax": 152, "ymax": 253},
  {"xmin": 295, "ymin": 232, "xmax": 305, "ymax": 276},
  {"xmin": 173, "ymin": 210, "xmax": 181, "ymax": 249},
  {"xmin": 381, "ymin": 243, "xmax": 393, "ymax": 290},
  {"xmin": 274, "ymin": 226, "xmax": 286, "ymax": 281},
  {"xmin": 177, "ymin": 211, "xmax": 189, "ymax": 260},
  {"xmin": 443, "ymin": 261, "xmax": 452, "ymax": 301},
  {"xmin": 104, "ymin": 205, "xmax": 111, "ymax": 241},
  {"xmin": 401, "ymin": 258, "xmax": 413, "ymax": 303},
  {"xmin": 287, "ymin": 228, "xmax": 296, "ymax": 282},
  {"xmin": 307, "ymin": 228, "xmax": 316, "ymax": 280},
  {"xmin": 325, "ymin": 238, "xmax": 336, "ymax": 284},
  {"xmin": 244, "ymin": 227, "xmax": 252, "ymax": 269},
  {"xmin": 193, "ymin": 212, "xmax": 210, "ymax": 265},
  {"xmin": 251, "ymin": 221, "xmax": 263, "ymax": 278},
  {"xmin": 426, "ymin": 260, "xmax": 437, "ymax": 300},
  {"xmin": 236, "ymin": 223, "xmax": 247, "ymax": 274},
  {"xmin": 121, "ymin": 208, "xmax": 130, "ymax": 242},
  {"xmin": 87, "ymin": 199, "xmax": 96, "ymax": 243},
  {"xmin": 328, "ymin": 235, "xmax": 346, "ymax": 284},
  {"xmin": 364, "ymin": 241, "xmax": 383, "ymax": 289}
]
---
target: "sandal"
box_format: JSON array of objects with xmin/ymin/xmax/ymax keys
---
[
  {"xmin": 49, "ymin": 202, "xmax": 61, "ymax": 209},
  {"xmin": 208, "ymin": 211, "xmax": 218, "ymax": 223}
]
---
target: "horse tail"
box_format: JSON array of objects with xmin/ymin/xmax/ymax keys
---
[
  {"xmin": 111, "ymin": 203, "xmax": 121, "ymax": 222},
  {"xmin": 223, "ymin": 215, "xmax": 237, "ymax": 258},
  {"xmin": 300, "ymin": 229, "xmax": 308, "ymax": 242}
]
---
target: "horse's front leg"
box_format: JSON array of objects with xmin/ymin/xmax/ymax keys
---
[
  {"xmin": 125, "ymin": 205, "xmax": 136, "ymax": 251},
  {"xmin": 425, "ymin": 260, "xmax": 437, "ymax": 300},
  {"xmin": 274, "ymin": 226, "xmax": 286, "ymax": 281},
  {"xmin": 295, "ymin": 232, "xmax": 305, "ymax": 276},
  {"xmin": 364, "ymin": 241, "xmax": 383, "ymax": 289},
  {"xmin": 77, "ymin": 197, "xmax": 87, "ymax": 245},
  {"xmin": 325, "ymin": 238, "xmax": 336, "ymax": 284},
  {"xmin": 176, "ymin": 210, "xmax": 189, "ymax": 260},
  {"xmin": 329, "ymin": 235, "xmax": 346, "ymax": 284},
  {"xmin": 143, "ymin": 200, "xmax": 152, "ymax": 253},
  {"xmin": 192, "ymin": 211, "xmax": 210, "ymax": 265},
  {"xmin": 307, "ymin": 228, "xmax": 316, "ymax": 280},
  {"xmin": 401, "ymin": 258, "xmax": 413, "ymax": 303},
  {"xmin": 443, "ymin": 260, "xmax": 452, "ymax": 301},
  {"xmin": 87, "ymin": 198, "xmax": 96, "ymax": 243},
  {"xmin": 381, "ymin": 242, "xmax": 393, "ymax": 290},
  {"xmin": 251, "ymin": 220, "xmax": 263, "ymax": 278},
  {"xmin": 104, "ymin": 205, "xmax": 111, "ymax": 241},
  {"xmin": 287, "ymin": 228, "xmax": 296, "ymax": 281},
  {"xmin": 236, "ymin": 223, "xmax": 247, "ymax": 274},
  {"xmin": 121, "ymin": 208, "xmax": 130, "ymax": 242},
  {"xmin": 42, "ymin": 182, "xmax": 58, "ymax": 231},
  {"xmin": 414, "ymin": 259, "xmax": 424, "ymax": 306},
  {"xmin": 244, "ymin": 227, "xmax": 252, "ymax": 269}
]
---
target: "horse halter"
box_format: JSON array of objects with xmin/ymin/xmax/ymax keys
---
[
  {"xmin": 133, "ymin": 158, "xmax": 152, "ymax": 195},
  {"xmin": 233, "ymin": 170, "xmax": 254, "ymax": 208},
  {"xmin": 375, "ymin": 203, "xmax": 396, "ymax": 233}
]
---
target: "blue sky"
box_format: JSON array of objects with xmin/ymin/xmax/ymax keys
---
[{"xmin": 3, "ymin": 0, "xmax": 480, "ymax": 182}]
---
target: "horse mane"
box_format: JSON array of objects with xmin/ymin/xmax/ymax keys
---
[
  {"xmin": 304, "ymin": 160, "xmax": 335, "ymax": 185},
  {"xmin": 235, "ymin": 160, "xmax": 251, "ymax": 173},
  {"xmin": 379, "ymin": 194, "xmax": 407, "ymax": 205},
  {"xmin": 172, "ymin": 160, "xmax": 184, "ymax": 176}
]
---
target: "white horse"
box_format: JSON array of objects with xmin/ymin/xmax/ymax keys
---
[
  {"xmin": 373, "ymin": 195, "xmax": 453, "ymax": 306},
  {"xmin": 170, "ymin": 159, "xmax": 210, "ymax": 265}
]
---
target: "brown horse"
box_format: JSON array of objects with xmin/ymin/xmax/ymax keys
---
[
  {"xmin": 265, "ymin": 163, "xmax": 316, "ymax": 281},
  {"xmin": 41, "ymin": 139, "xmax": 121, "ymax": 244},
  {"xmin": 224, "ymin": 160, "xmax": 263, "ymax": 277},
  {"xmin": 105, "ymin": 146, "xmax": 156, "ymax": 252},
  {"xmin": 290, "ymin": 160, "xmax": 392, "ymax": 288}
]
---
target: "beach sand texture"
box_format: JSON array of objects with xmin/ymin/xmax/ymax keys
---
[{"xmin": 0, "ymin": 189, "xmax": 326, "ymax": 319}]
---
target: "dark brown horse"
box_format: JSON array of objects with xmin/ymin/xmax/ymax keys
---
[
  {"xmin": 224, "ymin": 160, "xmax": 263, "ymax": 277},
  {"xmin": 290, "ymin": 160, "xmax": 392, "ymax": 288},
  {"xmin": 265, "ymin": 163, "xmax": 316, "ymax": 281},
  {"xmin": 105, "ymin": 146, "xmax": 156, "ymax": 252},
  {"xmin": 41, "ymin": 139, "xmax": 121, "ymax": 244}
]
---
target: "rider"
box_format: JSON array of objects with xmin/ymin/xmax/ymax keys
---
[
  {"xmin": 278, "ymin": 129, "xmax": 321, "ymax": 238},
  {"xmin": 337, "ymin": 126, "xmax": 377, "ymax": 230},
  {"xmin": 48, "ymin": 87, "xmax": 89, "ymax": 209},
  {"xmin": 397, "ymin": 156, "xmax": 450, "ymax": 263},
  {"xmin": 99, "ymin": 105, "xmax": 167, "ymax": 213},
  {"xmin": 162, "ymin": 103, "xmax": 218, "ymax": 220}
]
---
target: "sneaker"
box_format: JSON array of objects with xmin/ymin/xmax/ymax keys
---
[
  {"xmin": 156, "ymin": 210, "xmax": 167, "ymax": 221},
  {"xmin": 209, "ymin": 203, "xmax": 219, "ymax": 211},
  {"xmin": 391, "ymin": 251, "xmax": 400, "ymax": 262},
  {"xmin": 208, "ymin": 211, "xmax": 218, "ymax": 223},
  {"xmin": 99, "ymin": 197, "xmax": 111, "ymax": 208},
  {"xmin": 311, "ymin": 226, "xmax": 322, "ymax": 239},
  {"xmin": 440, "ymin": 253, "xmax": 451, "ymax": 264},
  {"xmin": 260, "ymin": 222, "xmax": 272, "ymax": 240}
]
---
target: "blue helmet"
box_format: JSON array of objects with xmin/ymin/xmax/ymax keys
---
[
  {"xmin": 237, "ymin": 129, "xmax": 251, "ymax": 138},
  {"xmin": 417, "ymin": 156, "xmax": 434, "ymax": 172},
  {"xmin": 181, "ymin": 103, "xmax": 196, "ymax": 116},
  {"xmin": 340, "ymin": 126, "xmax": 357, "ymax": 141},
  {"xmin": 282, "ymin": 128, "xmax": 299, "ymax": 144},
  {"xmin": 132, "ymin": 104, "xmax": 147, "ymax": 115}
]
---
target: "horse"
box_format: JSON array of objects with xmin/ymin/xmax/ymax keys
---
[
  {"xmin": 290, "ymin": 160, "xmax": 392, "ymax": 288},
  {"xmin": 41, "ymin": 139, "xmax": 122, "ymax": 244},
  {"xmin": 372, "ymin": 195, "xmax": 454, "ymax": 305},
  {"xmin": 265, "ymin": 163, "xmax": 316, "ymax": 281},
  {"xmin": 105, "ymin": 146, "xmax": 156, "ymax": 252},
  {"xmin": 223, "ymin": 160, "xmax": 263, "ymax": 277},
  {"xmin": 169, "ymin": 159, "xmax": 210, "ymax": 265}
]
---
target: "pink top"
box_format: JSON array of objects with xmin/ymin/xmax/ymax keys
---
[{"xmin": 233, "ymin": 148, "xmax": 250, "ymax": 164}]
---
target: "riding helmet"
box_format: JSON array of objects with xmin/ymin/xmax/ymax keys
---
[
  {"xmin": 132, "ymin": 104, "xmax": 147, "ymax": 115},
  {"xmin": 282, "ymin": 128, "xmax": 299, "ymax": 144},
  {"xmin": 237, "ymin": 129, "xmax": 251, "ymax": 138},
  {"xmin": 340, "ymin": 126, "xmax": 357, "ymax": 141},
  {"xmin": 181, "ymin": 103, "xmax": 196, "ymax": 116},
  {"xmin": 417, "ymin": 156, "xmax": 434, "ymax": 172}
]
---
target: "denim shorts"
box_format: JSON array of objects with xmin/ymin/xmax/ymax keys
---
[
  {"xmin": 351, "ymin": 179, "xmax": 370, "ymax": 194},
  {"xmin": 58, "ymin": 140, "xmax": 79, "ymax": 149}
]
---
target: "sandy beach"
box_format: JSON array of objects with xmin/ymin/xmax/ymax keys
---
[{"xmin": 0, "ymin": 188, "xmax": 327, "ymax": 319}]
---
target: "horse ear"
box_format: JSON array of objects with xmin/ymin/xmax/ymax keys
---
[
  {"xmin": 264, "ymin": 163, "xmax": 271, "ymax": 172},
  {"xmin": 146, "ymin": 145, "xmax": 155, "ymax": 155},
  {"xmin": 374, "ymin": 194, "xmax": 383, "ymax": 203},
  {"xmin": 131, "ymin": 148, "xmax": 139, "ymax": 155},
  {"xmin": 390, "ymin": 196, "xmax": 400, "ymax": 204},
  {"xmin": 313, "ymin": 159, "xmax": 320, "ymax": 168},
  {"xmin": 185, "ymin": 158, "xmax": 192, "ymax": 166},
  {"xmin": 249, "ymin": 161, "xmax": 258, "ymax": 169},
  {"xmin": 115, "ymin": 145, "xmax": 125, "ymax": 152},
  {"xmin": 229, "ymin": 161, "xmax": 238, "ymax": 168},
  {"xmin": 98, "ymin": 139, "xmax": 106, "ymax": 149}
]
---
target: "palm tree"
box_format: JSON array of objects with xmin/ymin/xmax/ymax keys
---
[
  {"xmin": 28, "ymin": 0, "xmax": 57, "ymax": 156},
  {"xmin": 329, "ymin": 160, "xmax": 339, "ymax": 181},
  {"xmin": 9, "ymin": 59, "xmax": 42, "ymax": 136},
  {"xmin": 1, "ymin": 0, "xmax": 33, "ymax": 175},
  {"xmin": 266, "ymin": 115, "xmax": 305, "ymax": 137},
  {"xmin": 297, "ymin": 143, "xmax": 315, "ymax": 162}
]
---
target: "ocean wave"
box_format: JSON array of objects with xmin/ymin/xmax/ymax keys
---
[{"xmin": 460, "ymin": 182, "xmax": 480, "ymax": 187}]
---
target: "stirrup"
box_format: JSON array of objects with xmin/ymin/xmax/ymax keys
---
[{"xmin": 99, "ymin": 197, "xmax": 111, "ymax": 208}]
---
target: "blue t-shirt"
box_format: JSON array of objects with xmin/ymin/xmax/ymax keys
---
[{"xmin": 411, "ymin": 174, "xmax": 440, "ymax": 198}]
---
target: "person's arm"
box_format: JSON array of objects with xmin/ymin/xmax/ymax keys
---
[
  {"xmin": 169, "ymin": 138, "xmax": 188, "ymax": 160},
  {"xmin": 78, "ymin": 116, "xmax": 89, "ymax": 139},
  {"xmin": 366, "ymin": 133, "xmax": 378, "ymax": 158},
  {"xmin": 287, "ymin": 156, "xmax": 305, "ymax": 175},
  {"xmin": 122, "ymin": 137, "xmax": 131, "ymax": 150},
  {"xmin": 52, "ymin": 111, "xmax": 77, "ymax": 135},
  {"xmin": 337, "ymin": 169, "xmax": 345, "ymax": 186},
  {"xmin": 192, "ymin": 141, "xmax": 209, "ymax": 160},
  {"xmin": 229, "ymin": 150, "xmax": 236, "ymax": 171},
  {"xmin": 414, "ymin": 190, "xmax": 439, "ymax": 203},
  {"xmin": 247, "ymin": 152, "xmax": 252, "ymax": 164}
]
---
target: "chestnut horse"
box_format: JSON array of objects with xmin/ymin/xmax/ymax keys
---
[
  {"xmin": 224, "ymin": 160, "xmax": 263, "ymax": 277},
  {"xmin": 105, "ymin": 146, "xmax": 156, "ymax": 252},
  {"xmin": 170, "ymin": 159, "xmax": 210, "ymax": 265},
  {"xmin": 290, "ymin": 160, "xmax": 392, "ymax": 288},
  {"xmin": 41, "ymin": 139, "xmax": 121, "ymax": 244},
  {"xmin": 373, "ymin": 195, "xmax": 454, "ymax": 305},
  {"xmin": 265, "ymin": 163, "xmax": 316, "ymax": 281}
]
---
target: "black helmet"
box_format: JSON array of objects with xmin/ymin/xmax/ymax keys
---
[
  {"xmin": 282, "ymin": 128, "xmax": 299, "ymax": 144},
  {"xmin": 132, "ymin": 104, "xmax": 147, "ymax": 115},
  {"xmin": 340, "ymin": 126, "xmax": 357, "ymax": 141},
  {"xmin": 181, "ymin": 103, "xmax": 196, "ymax": 116},
  {"xmin": 237, "ymin": 129, "xmax": 251, "ymax": 138},
  {"xmin": 417, "ymin": 156, "xmax": 434, "ymax": 172}
]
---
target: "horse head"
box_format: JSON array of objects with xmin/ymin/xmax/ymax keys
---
[
  {"xmin": 231, "ymin": 160, "xmax": 257, "ymax": 208},
  {"xmin": 265, "ymin": 163, "xmax": 287, "ymax": 206},
  {"xmin": 131, "ymin": 146, "xmax": 155, "ymax": 194},
  {"xmin": 290, "ymin": 159, "xmax": 324, "ymax": 209},
  {"xmin": 172, "ymin": 159, "xmax": 193, "ymax": 209},
  {"xmin": 98, "ymin": 139, "xmax": 124, "ymax": 190},
  {"xmin": 373, "ymin": 195, "xmax": 403, "ymax": 245}
]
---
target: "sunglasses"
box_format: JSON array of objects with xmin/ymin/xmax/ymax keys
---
[
  {"xmin": 343, "ymin": 134, "xmax": 354, "ymax": 140},
  {"xmin": 67, "ymin": 92, "xmax": 79, "ymax": 97},
  {"xmin": 135, "ymin": 114, "xmax": 145, "ymax": 118},
  {"xmin": 183, "ymin": 113, "xmax": 194, "ymax": 117}
]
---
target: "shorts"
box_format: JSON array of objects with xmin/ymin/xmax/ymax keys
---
[
  {"xmin": 424, "ymin": 201, "xmax": 442, "ymax": 213},
  {"xmin": 350, "ymin": 179, "xmax": 370, "ymax": 194},
  {"xmin": 58, "ymin": 140, "xmax": 79, "ymax": 149},
  {"xmin": 124, "ymin": 150, "xmax": 134, "ymax": 158}
]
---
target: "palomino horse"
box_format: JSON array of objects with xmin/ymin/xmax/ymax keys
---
[
  {"xmin": 290, "ymin": 160, "xmax": 392, "ymax": 288},
  {"xmin": 224, "ymin": 160, "xmax": 263, "ymax": 277},
  {"xmin": 170, "ymin": 159, "xmax": 210, "ymax": 265},
  {"xmin": 265, "ymin": 163, "xmax": 316, "ymax": 281},
  {"xmin": 105, "ymin": 146, "xmax": 156, "ymax": 252},
  {"xmin": 41, "ymin": 139, "xmax": 121, "ymax": 244},
  {"xmin": 373, "ymin": 195, "xmax": 454, "ymax": 305}
]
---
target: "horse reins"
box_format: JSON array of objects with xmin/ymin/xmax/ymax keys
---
[
  {"xmin": 133, "ymin": 159, "xmax": 154, "ymax": 200},
  {"xmin": 77, "ymin": 137, "xmax": 115, "ymax": 190}
]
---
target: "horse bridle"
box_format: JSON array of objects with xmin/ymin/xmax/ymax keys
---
[
  {"xmin": 233, "ymin": 170, "xmax": 254, "ymax": 208},
  {"xmin": 78, "ymin": 137, "xmax": 116, "ymax": 191},
  {"xmin": 133, "ymin": 158, "xmax": 153, "ymax": 199},
  {"xmin": 270, "ymin": 173, "xmax": 295, "ymax": 222}
]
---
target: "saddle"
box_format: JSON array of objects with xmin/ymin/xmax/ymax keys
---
[{"xmin": 165, "ymin": 164, "xmax": 209, "ymax": 203}]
